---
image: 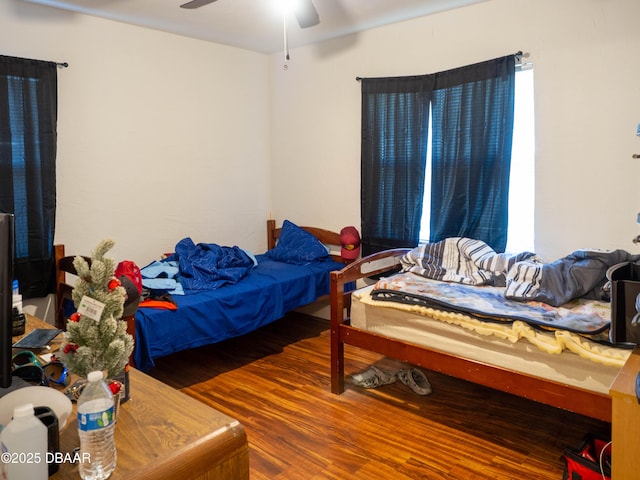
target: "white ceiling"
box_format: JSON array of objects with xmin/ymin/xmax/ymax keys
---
[{"xmin": 23, "ymin": 0, "xmax": 487, "ymax": 54}]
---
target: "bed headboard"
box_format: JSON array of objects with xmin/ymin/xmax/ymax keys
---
[{"xmin": 266, "ymin": 219, "xmax": 348, "ymax": 264}]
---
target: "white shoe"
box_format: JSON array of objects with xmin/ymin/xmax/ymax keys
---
[
  {"xmin": 351, "ymin": 366, "xmax": 397, "ymax": 389},
  {"xmin": 398, "ymin": 368, "xmax": 432, "ymax": 395}
]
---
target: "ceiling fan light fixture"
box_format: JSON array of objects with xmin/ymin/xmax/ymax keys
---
[
  {"xmin": 179, "ymin": 0, "xmax": 218, "ymax": 9},
  {"xmin": 293, "ymin": 0, "xmax": 319, "ymax": 28},
  {"xmin": 179, "ymin": 0, "xmax": 319, "ymax": 30}
]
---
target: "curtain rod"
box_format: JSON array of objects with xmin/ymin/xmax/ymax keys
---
[
  {"xmin": 355, "ymin": 51, "xmax": 529, "ymax": 82},
  {"xmin": 57, "ymin": 62, "xmax": 68, "ymax": 68}
]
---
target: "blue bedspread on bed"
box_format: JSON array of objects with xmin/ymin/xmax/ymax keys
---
[{"xmin": 134, "ymin": 254, "xmax": 345, "ymax": 371}]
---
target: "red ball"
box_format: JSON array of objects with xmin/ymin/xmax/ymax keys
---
[
  {"xmin": 108, "ymin": 278, "xmax": 121, "ymax": 291},
  {"xmin": 108, "ymin": 381, "xmax": 121, "ymax": 395}
]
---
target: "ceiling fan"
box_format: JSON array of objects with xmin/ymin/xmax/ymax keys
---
[{"xmin": 179, "ymin": 0, "xmax": 320, "ymax": 29}]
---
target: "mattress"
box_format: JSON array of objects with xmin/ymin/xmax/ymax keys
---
[
  {"xmin": 351, "ymin": 285, "xmax": 630, "ymax": 395},
  {"xmin": 134, "ymin": 254, "xmax": 345, "ymax": 371}
]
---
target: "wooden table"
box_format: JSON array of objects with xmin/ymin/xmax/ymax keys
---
[
  {"xmin": 14, "ymin": 316, "xmax": 250, "ymax": 480},
  {"xmin": 610, "ymin": 346, "xmax": 640, "ymax": 480}
]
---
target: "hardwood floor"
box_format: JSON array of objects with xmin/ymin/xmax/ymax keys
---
[{"xmin": 147, "ymin": 312, "xmax": 610, "ymax": 479}]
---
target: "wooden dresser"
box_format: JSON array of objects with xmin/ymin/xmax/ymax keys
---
[
  {"xmin": 54, "ymin": 368, "xmax": 249, "ymax": 480},
  {"xmin": 610, "ymin": 346, "xmax": 640, "ymax": 480},
  {"xmin": 15, "ymin": 316, "xmax": 250, "ymax": 480}
]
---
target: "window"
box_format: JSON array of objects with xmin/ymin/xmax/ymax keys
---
[
  {"xmin": 419, "ymin": 68, "xmax": 535, "ymax": 253},
  {"xmin": 360, "ymin": 55, "xmax": 516, "ymax": 255}
]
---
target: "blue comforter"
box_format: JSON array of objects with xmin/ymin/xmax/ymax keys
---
[
  {"xmin": 173, "ymin": 237, "xmax": 255, "ymax": 292},
  {"xmin": 141, "ymin": 238, "xmax": 256, "ymax": 294}
]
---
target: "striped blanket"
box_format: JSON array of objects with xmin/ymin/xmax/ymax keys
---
[{"xmin": 400, "ymin": 238, "xmax": 639, "ymax": 307}]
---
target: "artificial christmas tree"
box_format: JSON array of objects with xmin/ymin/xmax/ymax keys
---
[{"xmin": 57, "ymin": 239, "xmax": 134, "ymax": 380}]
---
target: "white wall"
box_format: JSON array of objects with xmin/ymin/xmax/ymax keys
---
[
  {"xmin": 1, "ymin": 0, "xmax": 271, "ymax": 268},
  {"xmin": 269, "ymin": 0, "xmax": 640, "ymax": 262},
  {"xmin": 3, "ymin": 0, "xmax": 640, "ymax": 313}
]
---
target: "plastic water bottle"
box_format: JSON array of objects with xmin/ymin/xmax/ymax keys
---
[
  {"xmin": 11, "ymin": 279, "xmax": 21, "ymax": 314},
  {"xmin": 77, "ymin": 370, "xmax": 117, "ymax": 480},
  {"xmin": 0, "ymin": 403, "xmax": 48, "ymax": 480}
]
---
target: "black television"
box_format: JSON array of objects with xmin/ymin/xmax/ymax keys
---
[{"xmin": 0, "ymin": 213, "xmax": 15, "ymax": 390}]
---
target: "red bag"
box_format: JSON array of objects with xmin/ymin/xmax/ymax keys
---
[
  {"xmin": 562, "ymin": 433, "xmax": 611, "ymax": 480},
  {"xmin": 115, "ymin": 260, "xmax": 143, "ymax": 295}
]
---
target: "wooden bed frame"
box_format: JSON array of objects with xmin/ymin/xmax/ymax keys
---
[
  {"xmin": 330, "ymin": 248, "xmax": 615, "ymax": 423},
  {"xmin": 56, "ymin": 219, "xmax": 348, "ymax": 368}
]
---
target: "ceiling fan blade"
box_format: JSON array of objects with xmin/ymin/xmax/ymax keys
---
[
  {"xmin": 294, "ymin": 0, "xmax": 319, "ymax": 28},
  {"xmin": 180, "ymin": 0, "xmax": 218, "ymax": 9}
]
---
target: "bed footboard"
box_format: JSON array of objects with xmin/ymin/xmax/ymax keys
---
[{"xmin": 330, "ymin": 248, "xmax": 409, "ymax": 394}]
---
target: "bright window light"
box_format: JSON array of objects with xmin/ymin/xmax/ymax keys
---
[
  {"xmin": 505, "ymin": 68, "xmax": 535, "ymax": 253},
  {"xmin": 419, "ymin": 68, "xmax": 536, "ymax": 253}
]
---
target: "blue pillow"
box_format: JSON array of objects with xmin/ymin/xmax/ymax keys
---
[{"xmin": 266, "ymin": 220, "xmax": 329, "ymax": 265}]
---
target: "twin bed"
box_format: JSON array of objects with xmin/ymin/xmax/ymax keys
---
[
  {"xmin": 56, "ymin": 220, "xmax": 350, "ymax": 372},
  {"xmin": 132, "ymin": 219, "xmax": 349, "ymax": 371},
  {"xmin": 330, "ymin": 243, "xmax": 635, "ymax": 423}
]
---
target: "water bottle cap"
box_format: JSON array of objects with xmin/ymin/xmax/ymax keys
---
[
  {"xmin": 13, "ymin": 403, "xmax": 34, "ymax": 418},
  {"xmin": 87, "ymin": 371, "xmax": 104, "ymax": 382}
]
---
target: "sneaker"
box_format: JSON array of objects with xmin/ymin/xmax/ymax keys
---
[
  {"xmin": 351, "ymin": 366, "xmax": 397, "ymax": 389},
  {"xmin": 397, "ymin": 368, "xmax": 432, "ymax": 395}
]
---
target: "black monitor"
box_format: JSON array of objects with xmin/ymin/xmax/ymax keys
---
[{"xmin": 0, "ymin": 213, "xmax": 14, "ymax": 390}]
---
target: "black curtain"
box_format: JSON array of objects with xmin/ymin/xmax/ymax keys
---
[
  {"xmin": 0, "ymin": 55, "xmax": 57, "ymax": 298},
  {"xmin": 430, "ymin": 55, "xmax": 515, "ymax": 252},
  {"xmin": 360, "ymin": 55, "xmax": 515, "ymax": 255},
  {"xmin": 360, "ymin": 76, "xmax": 432, "ymax": 256}
]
